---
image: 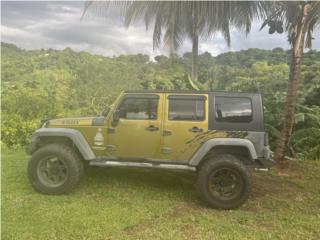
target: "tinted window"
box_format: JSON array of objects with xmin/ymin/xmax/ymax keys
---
[
  {"xmin": 118, "ymin": 97, "xmax": 158, "ymax": 120},
  {"xmin": 215, "ymin": 97, "xmax": 252, "ymax": 123},
  {"xmin": 169, "ymin": 96, "xmax": 205, "ymax": 121}
]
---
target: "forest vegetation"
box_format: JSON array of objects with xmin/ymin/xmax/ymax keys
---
[{"xmin": 1, "ymin": 42, "xmax": 320, "ymax": 160}]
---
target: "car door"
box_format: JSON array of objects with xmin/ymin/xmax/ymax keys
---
[
  {"xmin": 161, "ymin": 94, "xmax": 209, "ymax": 162},
  {"xmin": 107, "ymin": 93, "xmax": 163, "ymax": 160}
]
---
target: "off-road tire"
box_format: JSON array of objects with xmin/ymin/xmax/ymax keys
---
[
  {"xmin": 197, "ymin": 154, "xmax": 251, "ymax": 209},
  {"xmin": 28, "ymin": 144, "xmax": 84, "ymax": 195}
]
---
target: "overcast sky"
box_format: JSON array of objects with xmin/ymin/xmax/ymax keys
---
[{"xmin": 2, "ymin": 1, "xmax": 320, "ymax": 58}]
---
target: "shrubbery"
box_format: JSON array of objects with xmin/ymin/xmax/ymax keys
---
[
  {"xmin": 1, "ymin": 43, "xmax": 319, "ymax": 159},
  {"xmin": 2, "ymin": 115, "xmax": 39, "ymax": 148}
]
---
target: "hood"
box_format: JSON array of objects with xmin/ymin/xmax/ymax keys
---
[{"xmin": 48, "ymin": 116, "xmax": 105, "ymax": 127}]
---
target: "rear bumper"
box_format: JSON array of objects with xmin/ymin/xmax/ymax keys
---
[
  {"xmin": 256, "ymin": 157, "xmax": 275, "ymax": 168},
  {"xmin": 255, "ymin": 146, "xmax": 275, "ymax": 167}
]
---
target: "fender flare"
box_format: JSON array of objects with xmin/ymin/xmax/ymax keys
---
[
  {"xmin": 188, "ymin": 138, "xmax": 258, "ymax": 166},
  {"xmin": 28, "ymin": 128, "xmax": 96, "ymax": 160}
]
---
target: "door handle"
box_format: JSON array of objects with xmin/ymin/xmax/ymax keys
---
[
  {"xmin": 107, "ymin": 127, "xmax": 115, "ymax": 134},
  {"xmin": 189, "ymin": 126, "xmax": 203, "ymax": 133},
  {"xmin": 163, "ymin": 130, "xmax": 172, "ymax": 136},
  {"xmin": 146, "ymin": 125, "xmax": 159, "ymax": 131}
]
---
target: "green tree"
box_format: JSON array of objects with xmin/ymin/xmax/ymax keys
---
[
  {"xmin": 261, "ymin": 1, "xmax": 320, "ymax": 163},
  {"xmin": 83, "ymin": 1, "xmax": 263, "ymax": 83},
  {"xmin": 125, "ymin": 1, "xmax": 266, "ymax": 83}
]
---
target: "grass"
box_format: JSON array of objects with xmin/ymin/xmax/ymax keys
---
[{"xmin": 2, "ymin": 149, "xmax": 320, "ymax": 240}]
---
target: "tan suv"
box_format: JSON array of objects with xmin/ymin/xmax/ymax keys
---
[{"xmin": 26, "ymin": 90, "xmax": 274, "ymax": 209}]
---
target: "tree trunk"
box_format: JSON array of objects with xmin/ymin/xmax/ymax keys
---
[
  {"xmin": 192, "ymin": 33, "xmax": 199, "ymax": 82},
  {"xmin": 274, "ymin": 42, "xmax": 304, "ymax": 164},
  {"xmin": 274, "ymin": 4, "xmax": 310, "ymax": 164},
  {"xmin": 191, "ymin": 4, "xmax": 199, "ymax": 82}
]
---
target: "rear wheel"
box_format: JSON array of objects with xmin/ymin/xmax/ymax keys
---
[
  {"xmin": 28, "ymin": 144, "xmax": 84, "ymax": 195},
  {"xmin": 197, "ymin": 154, "xmax": 251, "ymax": 209}
]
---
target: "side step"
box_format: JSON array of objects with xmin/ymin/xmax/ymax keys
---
[{"xmin": 89, "ymin": 160, "xmax": 196, "ymax": 172}]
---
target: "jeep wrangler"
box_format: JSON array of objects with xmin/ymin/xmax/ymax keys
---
[{"xmin": 26, "ymin": 90, "xmax": 274, "ymax": 209}]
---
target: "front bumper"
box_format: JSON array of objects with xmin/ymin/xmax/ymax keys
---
[
  {"xmin": 25, "ymin": 134, "xmax": 38, "ymax": 155},
  {"xmin": 25, "ymin": 142, "xmax": 36, "ymax": 155}
]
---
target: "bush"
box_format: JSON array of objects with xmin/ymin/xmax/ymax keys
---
[{"xmin": 1, "ymin": 115, "xmax": 39, "ymax": 149}]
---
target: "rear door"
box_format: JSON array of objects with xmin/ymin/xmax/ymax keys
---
[{"xmin": 161, "ymin": 94, "xmax": 209, "ymax": 161}]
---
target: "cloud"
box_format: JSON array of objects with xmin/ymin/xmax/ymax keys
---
[
  {"xmin": 2, "ymin": 1, "xmax": 320, "ymax": 58},
  {"xmin": 2, "ymin": 1, "xmax": 167, "ymax": 57}
]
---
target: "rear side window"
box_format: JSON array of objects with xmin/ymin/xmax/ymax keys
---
[
  {"xmin": 168, "ymin": 95, "xmax": 205, "ymax": 121},
  {"xmin": 118, "ymin": 97, "xmax": 158, "ymax": 120},
  {"xmin": 215, "ymin": 97, "xmax": 252, "ymax": 123}
]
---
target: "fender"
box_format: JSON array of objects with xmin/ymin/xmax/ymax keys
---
[
  {"xmin": 27, "ymin": 128, "xmax": 96, "ymax": 160},
  {"xmin": 188, "ymin": 138, "xmax": 258, "ymax": 166}
]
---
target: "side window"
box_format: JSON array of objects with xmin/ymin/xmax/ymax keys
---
[
  {"xmin": 168, "ymin": 95, "xmax": 205, "ymax": 121},
  {"xmin": 215, "ymin": 97, "xmax": 252, "ymax": 123},
  {"xmin": 118, "ymin": 96, "xmax": 158, "ymax": 120}
]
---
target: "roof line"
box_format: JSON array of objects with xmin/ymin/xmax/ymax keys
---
[{"xmin": 123, "ymin": 90, "xmax": 261, "ymax": 94}]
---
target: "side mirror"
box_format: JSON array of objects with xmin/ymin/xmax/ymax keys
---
[
  {"xmin": 101, "ymin": 107, "xmax": 110, "ymax": 117},
  {"xmin": 112, "ymin": 110, "xmax": 120, "ymax": 126}
]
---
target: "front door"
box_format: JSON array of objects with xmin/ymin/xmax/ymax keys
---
[
  {"xmin": 107, "ymin": 94, "xmax": 163, "ymax": 159},
  {"xmin": 161, "ymin": 94, "xmax": 209, "ymax": 162}
]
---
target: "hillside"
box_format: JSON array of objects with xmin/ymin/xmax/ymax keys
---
[{"xmin": 1, "ymin": 42, "xmax": 320, "ymax": 159}]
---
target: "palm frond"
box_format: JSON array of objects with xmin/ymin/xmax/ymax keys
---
[
  {"xmin": 261, "ymin": 1, "xmax": 320, "ymax": 49},
  {"xmin": 81, "ymin": 0, "xmax": 93, "ymax": 21},
  {"xmin": 153, "ymin": 15, "xmax": 163, "ymax": 50},
  {"xmin": 82, "ymin": 0, "xmax": 131, "ymax": 21}
]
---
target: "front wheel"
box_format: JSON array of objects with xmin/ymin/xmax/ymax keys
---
[
  {"xmin": 197, "ymin": 154, "xmax": 251, "ymax": 209},
  {"xmin": 28, "ymin": 144, "xmax": 84, "ymax": 195}
]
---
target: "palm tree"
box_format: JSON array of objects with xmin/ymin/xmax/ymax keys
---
[
  {"xmin": 124, "ymin": 1, "xmax": 207, "ymax": 82},
  {"xmin": 261, "ymin": 1, "xmax": 320, "ymax": 163},
  {"xmin": 83, "ymin": 1, "xmax": 263, "ymax": 82},
  {"xmin": 126, "ymin": 1, "xmax": 266, "ymax": 82}
]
